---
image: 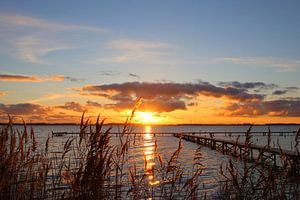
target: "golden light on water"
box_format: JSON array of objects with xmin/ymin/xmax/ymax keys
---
[{"xmin": 143, "ymin": 126, "xmax": 160, "ymax": 186}]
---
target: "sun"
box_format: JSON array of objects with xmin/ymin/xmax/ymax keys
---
[{"xmin": 136, "ymin": 111, "xmax": 157, "ymax": 124}]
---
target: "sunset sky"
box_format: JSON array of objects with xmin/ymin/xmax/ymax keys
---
[{"xmin": 0, "ymin": 0, "xmax": 299, "ymax": 124}]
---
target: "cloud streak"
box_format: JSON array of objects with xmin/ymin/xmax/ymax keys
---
[
  {"xmin": 0, "ymin": 73, "xmax": 80, "ymax": 82},
  {"xmin": 12, "ymin": 36, "xmax": 73, "ymax": 64},
  {"xmin": 95, "ymin": 39, "xmax": 175, "ymax": 65},
  {"xmin": 221, "ymin": 57, "xmax": 300, "ymax": 71},
  {"xmin": 128, "ymin": 73, "xmax": 140, "ymax": 78},
  {"xmin": 218, "ymin": 81, "xmax": 277, "ymax": 90},
  {"xmin": 0, "ymin": 14, "xmax": 107, "ymax": 64},
  {"xmin": 0, "ymin": 14, "xmax": 107, "ymax": 32}
]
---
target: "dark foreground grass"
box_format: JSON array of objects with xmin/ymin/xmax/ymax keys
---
[
  {"xmin": 0, "ymin": 114, "xmax": 299, "ymax": 199},
  {"xmin": 219, "ymin": 127, "xmax": 300, "ymax": 199}
]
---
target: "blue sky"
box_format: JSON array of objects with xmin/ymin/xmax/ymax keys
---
[{"xmin": 0, "ymin": 0, "xmax": 299, "ymax": 123}]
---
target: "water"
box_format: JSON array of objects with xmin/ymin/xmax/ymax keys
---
[{"xmin": 3, "ymin": 124, "xmax": 300, "ymax": 198}]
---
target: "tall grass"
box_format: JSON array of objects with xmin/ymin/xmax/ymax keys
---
[
  {"xmin": 219, "ymin": 127, "xmax": 300, "ymax": 199},
  {"xmin": 0, "ymin": 110, "xmax": 206, "ymax": 199},
  {"xmin": 1, "ymin": 113, "xmax": 299, "ymax": 199},
  {"xmin": 0, "ymin": 117, "xmax": 49, "ymax": 199}
]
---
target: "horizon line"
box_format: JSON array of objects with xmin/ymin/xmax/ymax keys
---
[{"xmin": 1, "ymin": 122, "xmax": 299, "ymax": 126}]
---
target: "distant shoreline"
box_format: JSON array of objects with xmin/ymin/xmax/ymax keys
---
[{"xmin": 1, "ymin": 123, "xmax": 299, "ymax": 126}]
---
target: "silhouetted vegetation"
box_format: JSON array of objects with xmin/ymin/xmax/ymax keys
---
[{"xmin": 0, "ymin": 114, "xmax": 299, "ymax": 199}]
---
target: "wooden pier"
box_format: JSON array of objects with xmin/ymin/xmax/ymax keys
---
[
  {"xmin": 174, "ymin": 133, "xmax": 300, "ymax": 173},
  {"xmin": 51, "ymin": 130, "xmax": 300, "ymax": 172}
]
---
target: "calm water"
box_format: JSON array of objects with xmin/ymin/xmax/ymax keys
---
[{"xmin": 4, "ymin": 124, "xmax": 300, "ymax": 198}]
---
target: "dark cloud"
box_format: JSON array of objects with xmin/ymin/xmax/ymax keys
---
[
  {"xmin": 272, "ymin": 86, "xmax": 299, "ymax": 95},
  {"xmin": 57, "ymin": 102, "xmax": 85, "ymax": 112},
  {"xmin": 221, "ymin": 98, "xmax": 300, "ymax": 117},
  {"xmin": 64, "ymin": 76, "xmax": 84, "ymax": 82},
  {"xmin": 104, "ymin": 96, "xmax": 186, "ymax": 112},
  {"xmin": 188, "ymin": 102, "xmax": 198, "ymax": 107},
  {"xmin": 100, "ymin": 70, "xmax": 120, "ymax": 76},
  {"xmin": 82, "ymin": 81, "xmax": 264, "ymax": 101},
  {"xmin": 272, "ymin": 90, "xmax": 288, "ymax": 95},
  {"xmin": 86, "ymin": 101, "xmax": 102, "ymax": 107},
  {"xmin": 81, "ymin": 81, "xmax": 264, "ymax": 112},
  {"xmin": 218, "ymin": 81, "xmax": 278, "ymax": 90},
  {"xmin": 128, "ymin": 73, "xmax": 140, "ymax": 78},
  {"xmin": 0, "ymin": 103, "xmax": 51, "ymax": 115}
]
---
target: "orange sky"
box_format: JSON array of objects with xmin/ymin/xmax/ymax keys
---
[{"xmin": 0, "ymin": 2, "xmax": 300, "ymax": 124}]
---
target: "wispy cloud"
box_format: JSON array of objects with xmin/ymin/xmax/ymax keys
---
[
  {"xmin": 0, "ymin": 73, "xmax": 79, "ymax": 82},
  {"xmin": 0, "ymin": 91, "xmax": 6, "ymax": 96},
  {"xmin": 221, "ymin": 57, "xmax": 300, "ymax": 71},
  {"xmin": 28, "ymin": 93, "xmax": 83, "ymax": 104},
  {"xmin": 0, "ymin": 14, "xmax": 107, "ymax": 32},
  {"xmin": 0, "ymin": 14, "xmax": 107, "ymax": 64},
  {"xmin": 12, "ymin": 36, "xmax": 72, "ymax": 64},
  {"xmin": 93, "ymin": 39, "xmax": 176, "ymax": 65}
]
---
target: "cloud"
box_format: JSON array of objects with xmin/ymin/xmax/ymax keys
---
[
  {"xmin": 128, "ymin": 73, "xmax": 140, "ymax": 78},
  {"xmin": 0, "ymin": 103, "xmax": 51, "ymax": 115},
  {"xmin": 0, "ymin": 14, "xmax": 107, "ymax": 64},
  {"xmin": 188, "ymin": 102, "xmax": 198, "ymax": 107},
  {"xmin": 81, "ymin": 81, "xmax": 265, "ymax": 112},
  {"xmin": 218, "ymin": 81, "xmax": 277, "ymax": 90},
  {"xmin": 0, "ymin": 14, "xmax": 107, "ymax": 32},
  {"xmin": 57, "ymin": 101, "xmax": 86, "ymax": 112},
  {"xmin": 96, "ymin": 39, "xmax": 175, "ymax": 65},
  {"xmin": 285, "ymin": 86, "xmax": 299, "ymax": 90},
  {"xmin": 0, "ymin": 102, "xmax": 82, "ymax": 123},
  {"xmin": 221, "ymin": 57, "xmax": 300, "ymax": 71},
  {"xmin": 64, "ymin": 76, "xmax": 83, "ymax": 82},
  {"xmin": 271, "ymin": 87, "xmax": 299, "ymax": 95},
  {"xmin": 272, "ymin": 90, "xmax": 288, "ymax": 95},
  {"xmin": 86, "ymin": 101, "xmax": 102, "ymax": 108},
  {"xmin": 57, "ymin": 101, "xmax": 103, "ymax": 113},
  {"xmin": 12, "ymin": 36, "xmax": 73, "ymax": 64},
  {"xmin": 0, "ymin": 73, "xmax": 79, "ymax": 82},
  {"xmin": 0, "ymin": 92, "xmax": 6, "ymax": 96},
  {"xmin": 221, "ymin": 98, "xmax": 300, "ymax": 117},
  {"xmin": 100, "ymin": 70, "xmax": 120, "ymax": 76},
  {"xmin": 0, "ymin": 101, "xmax": 104, "ymax": 123}
]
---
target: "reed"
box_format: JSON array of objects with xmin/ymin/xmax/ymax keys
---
[
  {"xmin": 1, "ymin": 112, "xmax": 299, "ymax": 199},
  {"xmin": 219, "ymin": 127, "xmax": 300, "ymax": 199},
  {"xmin": 0, "ymin": 117, "xmax": 49, "ymax": 199}
]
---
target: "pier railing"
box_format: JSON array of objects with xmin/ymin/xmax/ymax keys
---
[{"xmin": 174, "ymin": 132, "xmax": 300, "ymax": 174}]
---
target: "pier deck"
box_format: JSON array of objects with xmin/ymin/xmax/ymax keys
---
[{"xmin": 174, "ymin": 133, "xmax": 300, "ymax": 173}]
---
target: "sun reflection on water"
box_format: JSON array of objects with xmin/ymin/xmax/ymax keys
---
[{"xmin": 143, "ymin": 126, "xmax": 160, "ymax": 186}]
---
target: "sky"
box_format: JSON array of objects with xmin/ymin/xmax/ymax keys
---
[{"xmin": 0, "ymin": 0, "xmax": 300, "ymax": 124}]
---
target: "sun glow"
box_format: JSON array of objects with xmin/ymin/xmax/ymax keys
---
[{"xmin": 136, "ymin": 111, "xmax": 157, "ymax": 124}]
